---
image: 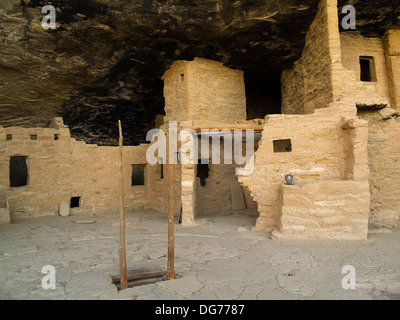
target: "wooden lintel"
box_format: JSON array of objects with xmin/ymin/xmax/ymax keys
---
[{"xmin": 182, "ymin": 125, "xmax": 264, "ymax": 132}]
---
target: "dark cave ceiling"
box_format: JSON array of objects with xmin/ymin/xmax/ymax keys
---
[{"xmin": 0, "ymin": 0, "xmax": 399, "ymax": 145}]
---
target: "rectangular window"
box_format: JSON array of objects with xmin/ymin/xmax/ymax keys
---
[
  {"xmin": 30, "ymin": 134, "xmax": 37, "ymax": 140},
  {"xmin": 70, "ymin": 197, "xmax": 81, "ymax": 208},
  {"xmin": 54, "ymin": 134, "xmax": 60, "ymax": 141},
  {"xmin": 360, "ymin": 57, "xmax": 376, "ymax": 82},
  {"xmin": 273, "ymin": 139, "xmax": 292, "ymax": 153},
  {"xmin": 6, "ymin": 134, "xmax": 12, "ymax": 141},
  {"xmin": 132, "ymin": 164, "xmax": 145, "ymax": 186},
  {"xmin": 10, "ymin": 156, "xmax": 28, "ymax": 187}
]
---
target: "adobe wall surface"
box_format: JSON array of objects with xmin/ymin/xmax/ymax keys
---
[
  {"xmin": 238, "ymin": 105, "xmax": 370, "ymax": 236},
  {"xmin": 196, "ymin": 164, "xmax": 234, "ymax": 214},
  {"xmin": 0, "ymin": 119, "xmax": 153, "ymax": 221},
  {"xmin": 162, "ymin": 58, "xmax": 252, "ymax": 225},
  {"xmin": 282, "ymin": 0, "xmax": 391, "ymax": 115},
  {"xmin": 384, "ymin": 29, "xmax": 400, "ymax": 109},
  {"xmin": 281, "ymin": 0, "xmax": 335, "ymax": 114},
  {"xmin": 163, "ymin": 60, "xmax": 190, "ymax": 123},
  {"xmin": 340, "ymin": 32, "xmax": 391, "ymax": 103},
  {"xmin": 274, "ymin": 181, "xmax": 370, "ymax": 240},
  {"xmin": 163, "ymin": 58, "xmax": 247, "ymax": 123},
  {"xmin": 358, "ymin": 110, "xmax": 400, "ymax": 227}
]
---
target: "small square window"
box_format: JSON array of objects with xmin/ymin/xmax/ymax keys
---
[
  {"xmin": 6, "ymin": 134, "xmax": 12, "ymax": 141},
  {"xmin": 70, "ymin": 197, "xmax": 81, "ymax": 208},
  {"xmin": 273, "ymin": 139, "xmax": 292, "ymax": 153},
  {"xmin": 30, "ymin": 134, "xmax": 37, "ymax": 140},
  {"xmin": 54, "ymin": 134, "xmax": 60, "ymax": 141}
]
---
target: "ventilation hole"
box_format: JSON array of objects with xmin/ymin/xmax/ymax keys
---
[
  {"xmin": 70, "ymin": 197, "xmax": 81, "ymax": 208},
  {"xmin": 273, "ymin": 139, "xmax": 292, "ymax": 153}
]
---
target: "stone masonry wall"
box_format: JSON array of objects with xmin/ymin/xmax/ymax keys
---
[
  {"xmin": 358, "ymin": 110, "xmax": 400, "ymax": 227},
  {"xmin": 163, "ymin": 58, "xmax": 246, "ymax": 123},
  {"xmin": 162, "ymin": 60, "xmax": 189, "ymax": 123},
  {"xmin": 281, "ymin": 0, "xmax": 334, "ymax": 114},
  {"xmin": 340, "ymin": 32, "xmax": 391, "ymax": 104},
  {"xmin": 195, "ymin": 164, "xmax": 236, "ymax": 215},
  {"xmin": 282, "ymin": 0, "xmax": 391, "ymax": 115},
  {"xmin": 162, "ymin": 58, "xmax": 249, "ymax": 225},
  {"xmin": 186, "ymin": 58, "xmax": 247, "ymax": 122},
  {"xmin": 0, "ymin": 119, "xmax": 153, "ymax": 221},
  {"xmin": 384, "ymin": 29, "xmax": 400, "ymax": 109},
  {"xmin": 274, "ymin": 180, "xmax": 370, "ymax": 240},
  {"xmin": 238, "ymin": 106, "xmax": 358, "ymax": 231}
]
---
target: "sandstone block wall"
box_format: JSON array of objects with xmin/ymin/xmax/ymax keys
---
[
  {"xmin": 384, "ymin": 29, "xmax": 400, "ymax": 109},
  {"xmin": 0, "ymin": 202, "xmax": 10, "ymax": 224},
  {"xmin": 281, "ymin": 0, "xmax": 334, "ymax": 114},
  {"xmin": 282, "ymin": 0, "xmax": 392, "ymax": 115},
  {"xmin": 0, "ymin": 120, "xmax": 154, "ymax": 221},
  {"xmin": 278, "ymin": 0, "xmax": 400, "ymax": 234},
  {"xmin": 274, "ymin": 181, "xmax": 370, "ymax": 240},
  {"xmin": 163, "ymin": 60, "xmax": 190, "ymax": 123},
  {"xmin": 358, "ymin": 111, "xmax": 400, "ymax": 227},
  {"xmin": 163, "ymin": 58, "xmax": 247, "ymax": 123},
  {"xmin": 195, "ymin": 164, "xmax": 236, "ymax": 214},
  {"xmin": 238, "ymin": 105, "xmax": 369, "ymax": 235},
  {"xmin": 340, "ymin": 32, "xmax": 391, "ymax": 103},
  {"xmin": 162, "ymin": 58, "xmax": 253, "ymax": 225}
]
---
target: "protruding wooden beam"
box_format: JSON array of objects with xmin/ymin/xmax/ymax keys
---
[{"xmin": 182, "ymin": 125, "xmax": 264, "ymax": 132}]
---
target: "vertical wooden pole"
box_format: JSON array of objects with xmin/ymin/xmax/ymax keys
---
[
  {"xmin": 118, "ymin": 120, "xmax": 128, "ymax": 290},
  {"xmin": 167, "ymin": 162, "xmax": 175, "ymax": 280}
]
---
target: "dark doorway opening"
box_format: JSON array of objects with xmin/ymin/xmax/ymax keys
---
[
  {"xmin": 196, "ymin": 161, "xmax": 209, "ymax": 187},
  {"xmin": 10, "ymin": 156, "xmax": 28, "ymax": 187},
  {"xmin": 132, "ymin": 165, "xmax": 145, "ymax": 186},
  {"xmin": 245, "ymin": 72, "xmax": 282, "ymax": 119}
]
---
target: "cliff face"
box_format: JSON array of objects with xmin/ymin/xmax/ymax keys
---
[{"xmin": 0, "ymin": 0, "xmax": 399, "ymax": 145}]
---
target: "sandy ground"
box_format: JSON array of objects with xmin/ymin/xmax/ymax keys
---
[{"xmin": 0, "ymin": 209, "xmax": 399, "ymax": 300}]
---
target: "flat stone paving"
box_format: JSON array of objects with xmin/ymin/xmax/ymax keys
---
[{"xmin": 0, "ymin": 209, "xmax": 399, "ymax": 300}]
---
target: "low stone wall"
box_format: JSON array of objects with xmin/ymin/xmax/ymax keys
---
[
  {"xmin": 238, "ymin": 105, "xmax": 360, "ymax": 231},
  {"xmin": 0, "ymin": 118, "xmax": 154, "ymax": 220},
  {"xmin": 273, "ymin": 180, "xmax": 370, "ymax": 240},
  {"xmin": 358, "ymin": 109, "xmax": 400, "ymax": 227}
]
